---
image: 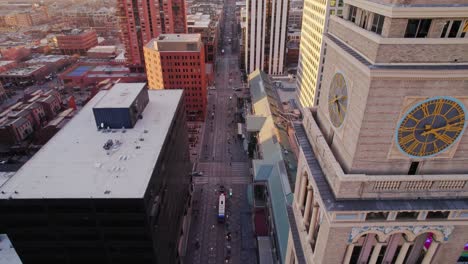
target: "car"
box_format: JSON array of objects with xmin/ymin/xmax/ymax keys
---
[
  {"xmin": 229, "ymin": 96, "xmax": 232, "ymax": 100},
  {"xmin": 191, "ymin": 171, "xmax": 204, "ymax": 176}
]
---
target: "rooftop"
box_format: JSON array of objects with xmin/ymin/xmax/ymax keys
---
[
  {"xmin": 0, "ymin": 61, "xmax": 15, "ymax": 67},
  {"xmin": 146, "ymin": 34, "xmax": 202, "ymax": 52},
  {"xmin": 26, "ymin": 55, "xmax": 69, "ymax": 64},
  {"xmin": 156, "ymin": 34, "xmax": 201, "ymax": 43},
  {"xmin": 94, "ymin": 83, "xmax": 145, "ymax": 109},
  {"xmin": 87, "ymin": 45, "xmax": 117, "ymax": 53},
  {"xmin": 0, "ymin": 84, "xmax": 183, "ymax": 199},
  {"xmin": 0, "ymin": 64, "xmax": 46, "ymax": 76},
  {"xmin": 248, "ymin": 70, "xmax": 294, "ymax": 263}
]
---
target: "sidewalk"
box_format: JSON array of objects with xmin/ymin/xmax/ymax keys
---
[{"xmin": 188, "ymin": 121, "xmax": 206, "ymax": 170}]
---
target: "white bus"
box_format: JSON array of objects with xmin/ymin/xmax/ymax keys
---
[{"xmin": 218, "ymin": 194, "xmax": 226, "ymax": 222}]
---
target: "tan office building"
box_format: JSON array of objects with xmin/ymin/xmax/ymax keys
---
[
  {"xmin": 286, "ymin": 0, "xmax": 468, "ymax": 263},
  {"xmin": 295, "ymin": 0, "xmax": 344, "ymax": 109}
]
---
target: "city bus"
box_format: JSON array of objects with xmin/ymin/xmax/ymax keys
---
[{"xmin": 218, "ymin": 193, "xmax": 226, "ymax": 223}]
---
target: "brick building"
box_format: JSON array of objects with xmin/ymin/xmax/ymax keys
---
[
  {"xmin": 0, "ymin": 65, "xmax": 49, "ymax": 86},
  {"xmin": 117, "ymin": 0, "xmax": 187, "ymax": 71},
  {"xmin": 187, "ymin": 13, "xmax": 219, "ymax": 64},
  {"xmin": 60, "ymin": 63, "xmax": 147, "ymax": 89},
  {"xmin": 144, "ymin": 34, "xmax": 207, "ymax": 121},
  {"xmin": 0, "ymin": 89, "xmax": 63, "ymax": 145},
  {"xmin": 56, "ymin": 29, "xmax": 98, "ymax": 56},
  {"xmin": 0, "ymin": 61, "xmax": 17, "ymax": 74}
]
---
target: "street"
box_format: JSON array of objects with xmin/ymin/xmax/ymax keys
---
[{"xmin": 184, "ymin": 0, "xmax": 257, "ymax": 263}]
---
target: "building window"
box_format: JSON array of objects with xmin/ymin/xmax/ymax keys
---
[
  {"xmin": 396, "ymin": 211, "xmax": 419, "ymax": 220},
  {"xmin": 448, "ymin": 20, "xmax": 462, "ymax": 38},
  {"xmin": 462, "ymin": 20, "xmax": 468, "ymax": 37},
  {"xmin": 371, "ymin": 14, "xmax": 384, "ymax": 35},
  {"xmin": 404, "ymin": 19, "xmax": 431, "ymax": 38},
  {"xmin": 330, "ymin": 0, "xmax": 336, "ymax": 7},
  {"xmin": 408, "ymin": 162, "xmax": 419, "ymax": 175},
  {"xmin": 426, "ymin": 211, "xmax": 450, "ymax": 219},
  {"xmin": 338, "ymin": 0, "xmax": 343, "ymax": 7},
  {"xmin": 365, "ymin": 212, "xmax": 388, "ymax": 221},
  {"xmin": 441, "ymin": 20, "xmax": 450, "ymax": 37},
  {"xmin": 348, "ymin": 6, "xmax": 357, "ymax": 23}
]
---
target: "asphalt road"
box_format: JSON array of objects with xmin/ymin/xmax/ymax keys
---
[{"xmin": 184, "ymin": 0, "xmax": 257, "ymax": 263}]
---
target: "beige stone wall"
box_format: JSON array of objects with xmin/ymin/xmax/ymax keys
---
[
  {"xmin": 431, "ymin": 225, "xmax": 468, "ymax": 263},
  {"xmin": 330, "ymin": 17, "xmax": 468, "ymax": 64},
  {"xmin": 317, "ymin": 39, "xmax": 370, "ymax": 174},
  {"xmin": 312, "ymin": 220, "xmax": 350, "ymax": 264},
  {"xmin": 376, "ymin": 43, "xmax": 468, "ymax": 63},
  {"xmin": 382, "ymin": 18, "xmax": 407, "ymax": 38},
  {"xmin": 352, "ymin": 78, "xmax": 468, "ymax": 175},
  {"xmin": 328, "ymin": 19, "xmax": 379, "ymax": 62}
]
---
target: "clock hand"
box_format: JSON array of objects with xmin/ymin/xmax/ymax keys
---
[{"xmin": 420, "ymin": 121, "xmax": 464, "ymax": 136}]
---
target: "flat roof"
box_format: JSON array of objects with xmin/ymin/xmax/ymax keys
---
[
  {"xmin": 66, "ymin": 65, "xmax": 94, "ymax": 77},
  {"xmin": 0, "ymin": 61, "xmax": 15, "ymax": 67},
  {"xmin": 0, "ymin": 64, "xmax": 46, "ymax": 76},
  {"xmin": 156, "ymin": 34, "xmax": 201, "ymax": 43},
  {"xmin": 94, "ymin": 83, "xmax": 145, "ymax": 109},
  {"xmin": 0, "ymin": 85, "xmax": 183, "ymax": 199},
  {"xmin": 26, "ymin": 55, "xmax": 69, "ymax": 64},
  {"xmin": 0, "ymin": 234, "xmax": 21, "ymax": 264},
  {"xmin": 88, "ymin": 45, "xmax": 117, "ymax": 53}
]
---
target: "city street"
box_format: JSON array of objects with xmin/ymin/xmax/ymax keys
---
[{"xmin": 184, "ymin": 0, "xmax": 257, "ymax": 263}]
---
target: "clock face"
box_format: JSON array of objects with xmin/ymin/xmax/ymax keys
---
[
  {"xmin": 396, "ymin": 96, "xmax": 466, "ymax": 158},
  {"xmin": 328, "ymin": 73, "xmax": 348, "ymax": 127}
]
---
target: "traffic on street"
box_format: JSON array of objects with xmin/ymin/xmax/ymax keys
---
[{"xmin": 184, "ymin": 0, "xmax": 257, "ymax": 263}]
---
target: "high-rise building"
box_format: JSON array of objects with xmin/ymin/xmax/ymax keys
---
[
  {"xmin": 245, "ymin": 0, "xmax": 288, "ymax": 75},
  {"xmin": 144, "ymin": 34, "xmax": 207, "ymax": 121},
  {"xmin": 295, "ymin": 0, "xmax": 344, "ymax": 109},
  {"xmin": 0, "ymin": 83, "xmax": 193, "ymax": 264},
  {"xmin": 285, "ymin": 1, "xmax": 468, "ymax": 264},
  {"xmin": 117, "ymin": 0, "xmax": 187, "ymax": 72}
]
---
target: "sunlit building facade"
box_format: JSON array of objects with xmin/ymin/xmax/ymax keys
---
[{"xmin": 296, "ymin": 0, "xmax": 343, "ymax": 108}]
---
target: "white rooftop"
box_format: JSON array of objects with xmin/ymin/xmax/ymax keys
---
[
  {"xmin": 26, "ymin": 55, "xmax": 69, "ymax": 64},
  {"xmin": 0, "ymin": 84, "xmax": 183, "ymax": 199},
  {"xmin": 88, "ymin": 45, "xmax": 117, "ymax": 53},
  {"xmin": 0, "ymin": 60, "xmax": 15, "ymax": 67},
  {"xmin": 0, "ymin": 64, "xmax": 46, "ymax": 76},
  {"xmin": 0, "ymin": 234, "xmax": 21, "ymax": 264},
  {"xmin": 93, "ymin": 82, "xmax": 145, "ymax": 108}
]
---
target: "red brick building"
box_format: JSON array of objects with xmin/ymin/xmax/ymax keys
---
[
  {"xmin": 117, "ymin": 0, "xmax": 187, "ymax": 72},
  {"xmin": 56, "ymin": 29, "xmax": 98, "ymax": 55},
  {"xmin": 144, "ymin": 34, "xmax": 207, "ymax": 121},
  {"xmin": 59, "ymin": 63, "xmax": 147, "ymax": 89}
]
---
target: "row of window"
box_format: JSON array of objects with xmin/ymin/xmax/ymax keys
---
[
  {"xmin": 347, "ymin": 5, "xmax": 468, "ymax": 38},
  {"xmin": 162, "ymin": 55, "xmax": 200, "ymax": 60},
  {"xmin": 366, "ymin": 210, "xmax": 450, "ymax": 221}
]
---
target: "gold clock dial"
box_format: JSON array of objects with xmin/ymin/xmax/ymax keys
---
[
  {"xmin": 396, "ymin": 97, "xmax": 466, "ymax": 157},
  {"xmin": 328, "ymin": 73, "xmax": 348, "ymax": 127}
]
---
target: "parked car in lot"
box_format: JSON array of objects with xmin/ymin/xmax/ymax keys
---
[{"xmin": 191, "ymin": 171, "xmax": 204, "ymax": 176}]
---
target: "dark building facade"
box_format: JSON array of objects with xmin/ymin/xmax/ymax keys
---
[{"xmin": 0, "ymin": 85, "xmax": 192, "ymax": 264}]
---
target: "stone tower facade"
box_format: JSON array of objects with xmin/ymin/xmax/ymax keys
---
[{"xmin": 285, "ymin": 1, "xmax": 468, "ymax": 263}]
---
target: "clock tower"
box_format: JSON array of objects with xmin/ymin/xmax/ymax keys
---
[{"xmin": 285, "ymin": 1, "xmax": 468, "ymax": 264}]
